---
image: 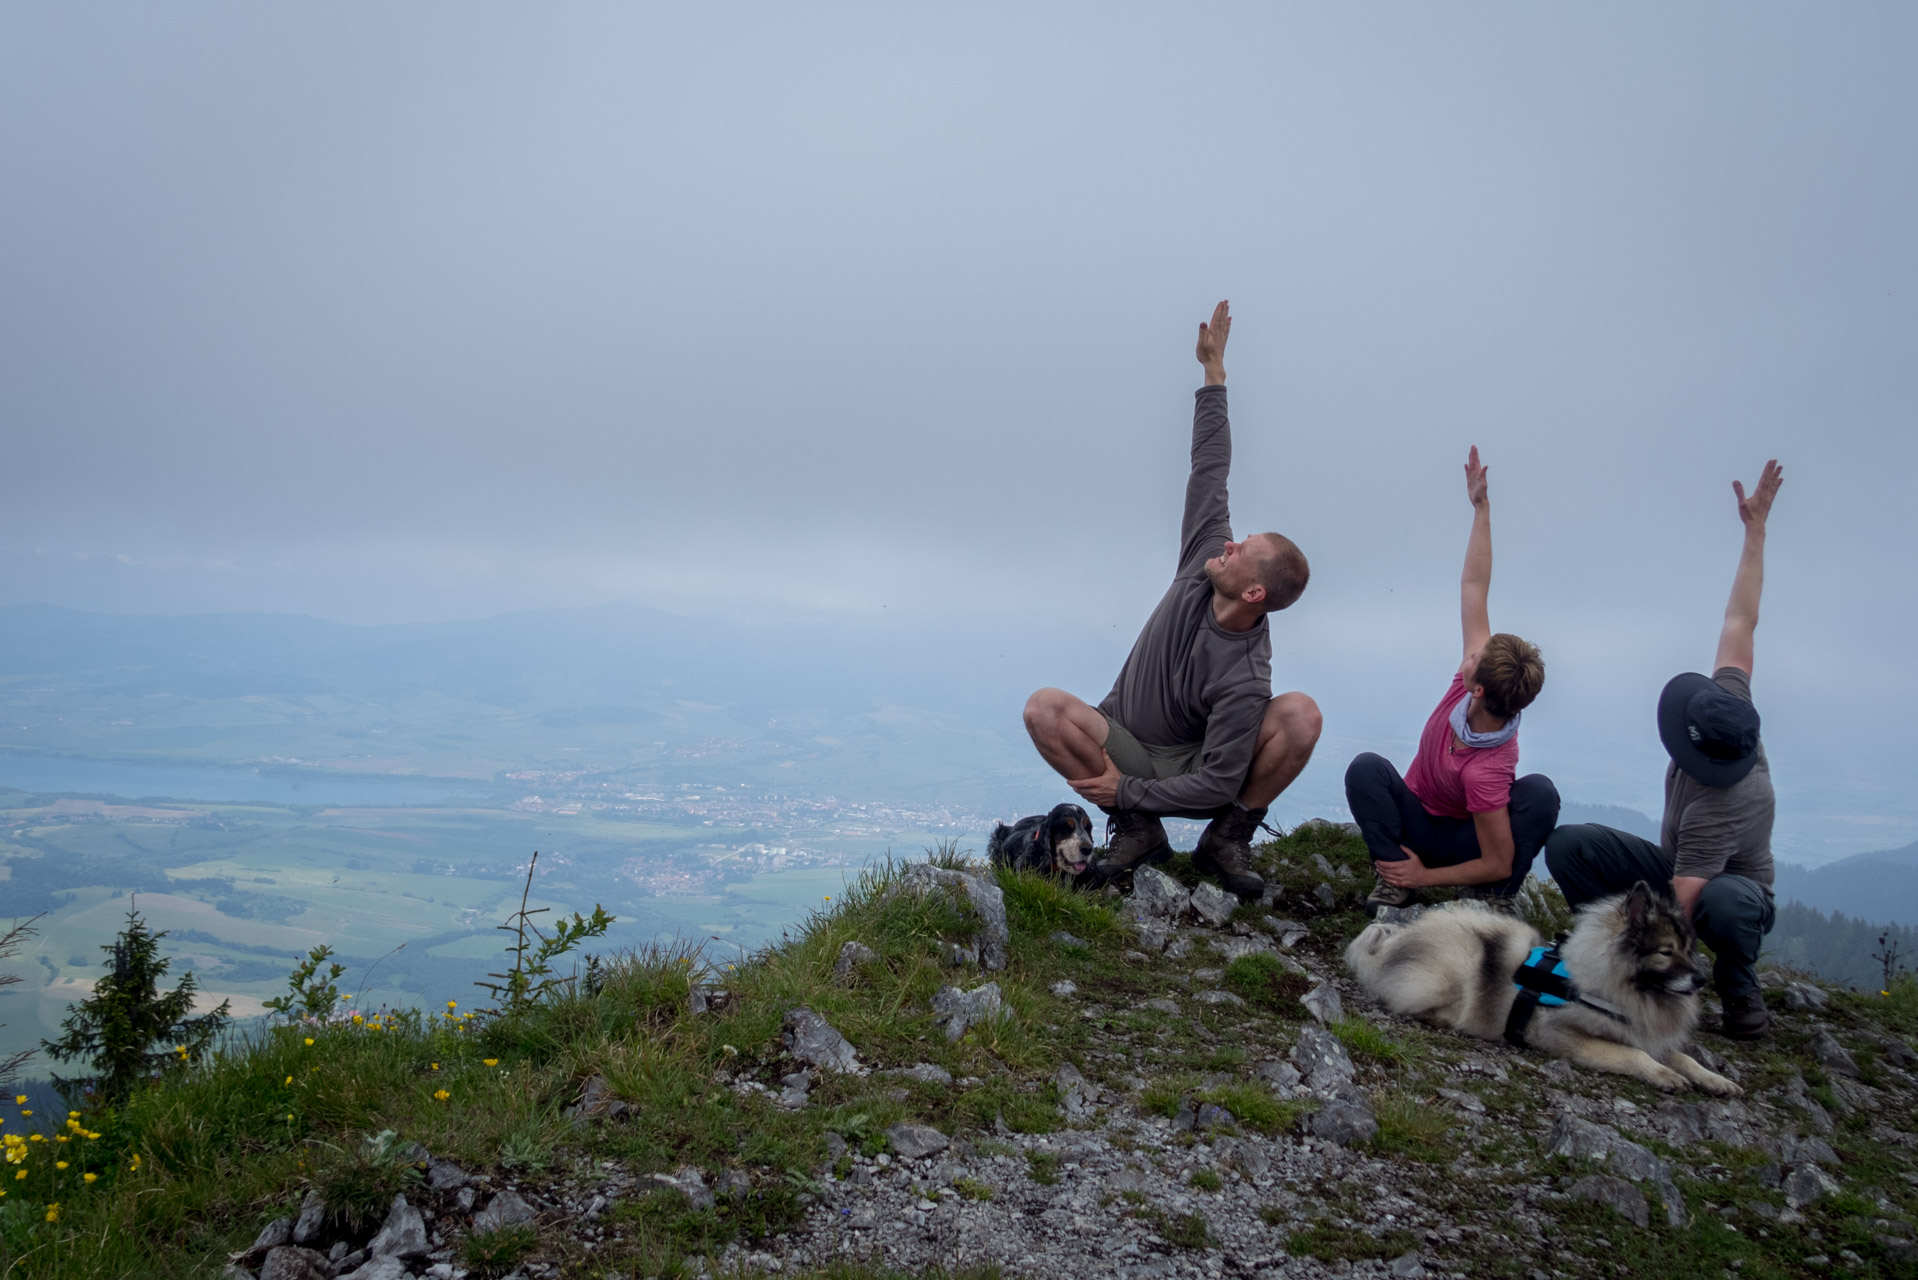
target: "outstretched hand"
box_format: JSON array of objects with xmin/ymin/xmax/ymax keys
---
[
  {"xmin": 1734, "ymin": 459, "xmax": 1784, "ymax": 531},
  {"xmin": 1463, "ymin": 446, "xmax": 1489, "ymax": 508},
  {"xmin": 1196, "ymin": 300, "xmax": 1230, "ymax": 383},
  {"xmin": 1068, "ymin": 752, "xmax": 1122, "ymax": 810}
]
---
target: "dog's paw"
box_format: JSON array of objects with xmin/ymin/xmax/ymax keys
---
[
  {"xmin": 1694, "ymin": 1071, "xmax": 1743, "ymax": 1097},
  {"xmin": 1648, "ymin": 1064, "xmax": 1690, "ymax": 1092}
]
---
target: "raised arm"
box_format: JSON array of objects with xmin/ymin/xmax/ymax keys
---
[
  {"xmin": 1458, "ymin": 446, "xmax": 1493, "ymax": 674},
  {"xmin": 1713, "ymin": 459, "xmax": 1783, "ymax": 676},
  {"xmin": 1180, "ymin": 301, "xmax": 1235, "ymax": 570}
]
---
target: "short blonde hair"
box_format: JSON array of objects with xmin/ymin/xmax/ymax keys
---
[
  {"xmin": 1473, "ymin": 633, "xmax": 1545, "ymax": 720},
  {"xmin": 1253, "ymin": 534, "xmax": 1309, "ymax": 612}
]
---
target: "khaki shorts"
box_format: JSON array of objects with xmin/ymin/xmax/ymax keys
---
[{"xmin": 1101, "ymin": 715, "xmax": 1204, "ymax": 780}]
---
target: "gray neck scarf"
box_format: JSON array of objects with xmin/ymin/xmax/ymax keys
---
[{"xmin": 1450, "ymin": 694, "xmax": 1519, "ymax": 749}]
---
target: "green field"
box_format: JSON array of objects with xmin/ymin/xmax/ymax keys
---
[{"xmin": 0, "ymin": 792, "xmax": 927, "ymax": 1073}]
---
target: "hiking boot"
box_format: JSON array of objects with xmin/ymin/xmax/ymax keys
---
[
  {"xmin": 1086, "ymin": 810, "xmax": 1172, "ymax": 886},
  {"xmin": 1720, "ymin": 991, "xmax": 1771, "ymax": 1040},
  {"xmin": 1191, "ymin": 803, "xmax": 1268, "ymax": 902},
  {"xmin": 1364, "ymin": 872, "xmax": 1417, "ymax": 917}
]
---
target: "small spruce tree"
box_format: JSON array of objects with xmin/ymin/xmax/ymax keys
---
[{"xmin": 42, "ymin": 903, "xmax": 230, "ymax": 1103}]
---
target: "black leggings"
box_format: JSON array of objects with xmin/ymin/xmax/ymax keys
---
[{"xmin": 1343, "ymin": 751, "xmax": 1561, "ymax": 897}]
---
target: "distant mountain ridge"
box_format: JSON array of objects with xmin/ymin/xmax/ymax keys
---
[{"xmin": 1776, "ymin": 839, "xmax": 1918, "ymax": 929}]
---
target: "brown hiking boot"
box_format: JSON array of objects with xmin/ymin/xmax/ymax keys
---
[
  {"xmin": 1191, "ymin": 803, "xmax": 1268, "ymax": 902},
  {"xmin": 1720, "ymin": 991, "xmax": 1771, "ymax": 1040},
  {"xmin": 1364, "ymin": 873, "xmax": 1417, "ymax": 917},
  {"xmin": 1086, "ymin": 810, "xmax": 1173, "ymax": 886}
]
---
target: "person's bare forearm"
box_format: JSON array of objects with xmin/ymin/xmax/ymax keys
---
[
  {"xmin": 1726, "ymin": 525, "xmax": 1765, "ymax": 630},
  {"xmin": 1673, "ymin": 875, "xmax": 1708, "ymax": 921},
  {"xmin": 1714, "ymin": 525, "xmax": 1765, "ymax": 673},
  {"xmin": 1460, "ymin": 502, "xmax": 1492, "ymax": 656}
]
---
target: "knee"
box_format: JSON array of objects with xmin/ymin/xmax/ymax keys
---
[
  {"xmin": 1023, "ymin": 688, "xmax": 1065, "ymax": 733},
  {"xmin": 1511, "ymin": 774, "xmax": 1562, "ymax": 824},
  {"xmin": 1543, "ymin": 824, "xmax": 1588, "ymax": 875},
  {"xmin": 1345, "ymin": 751, "xmax": 1389, "ymax": 788},
  {"xmin": 1270, "ymin": 691, "xmax": 1323, "ymax": 749}
]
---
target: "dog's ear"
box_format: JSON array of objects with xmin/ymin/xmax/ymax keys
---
[{"xmin": 1623, "ymin": 881, "xmax": 1657, "ymax": 928}]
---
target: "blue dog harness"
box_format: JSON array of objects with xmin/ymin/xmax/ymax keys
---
[{"xmin": 1502, "ymin": 939, "xmax": 1630, "ymax": 1048}]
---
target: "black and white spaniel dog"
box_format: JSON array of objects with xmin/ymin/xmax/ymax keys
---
[{"xmin": 987, "ymin": 802, "xmax": 1097, "ymax": 878}]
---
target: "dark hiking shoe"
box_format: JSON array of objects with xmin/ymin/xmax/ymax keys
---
[
  {"xmin": 1086, "ymin": 810, "xmax": 1172, "ymax": 886},
  {"xmin": 1364, "ymin": 873, "xmax": 1418, "ymax": 917},
  {"xmin": 1720, "ymin": 992, "xmax": 1771, "ymax": 1040},
  {"xmin": 1192, "ymin": 803, "xmax": 1268, "ymax": 902}
]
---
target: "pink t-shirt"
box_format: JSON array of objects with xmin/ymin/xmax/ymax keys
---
[{"xmin": 1402, "ymin": 672, "xmax": 1520, "ymax": 819}]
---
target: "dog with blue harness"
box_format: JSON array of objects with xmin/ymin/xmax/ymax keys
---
[{"xmin": 1346, "ymin": 882, "xmax": 1741, "ymax": 1095}]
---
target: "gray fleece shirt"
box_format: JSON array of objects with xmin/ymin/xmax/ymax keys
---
[{"xmin": 1098, "ymin": 385, "xmax": 1273, "ymax": 815}]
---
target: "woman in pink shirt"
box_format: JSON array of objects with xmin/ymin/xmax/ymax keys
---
[{"xmin": 1344, "ymin": 448, "xmax": 1560, "ymax": 915}]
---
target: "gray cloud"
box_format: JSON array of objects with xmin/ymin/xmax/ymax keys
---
[{"xmin": 3, "ymin": 4, "xmax": 1914, "ymax": 853}]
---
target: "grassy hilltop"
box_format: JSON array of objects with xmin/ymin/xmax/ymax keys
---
[{"xmin": 4, "ymin": 825, "xmax": 1917, "ymax": 1280}]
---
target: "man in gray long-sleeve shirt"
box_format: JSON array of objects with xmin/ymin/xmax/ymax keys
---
[{"xmin": 1023, "ymin": 302, "xmax": 1323, "ymax": 901}]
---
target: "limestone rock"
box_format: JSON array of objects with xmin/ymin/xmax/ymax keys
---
[
  {"xmin": 783, "ymin": 1007, "xmax": 863, "ymax": 1073},
  {"xmin": 1780, "ymin": 981, "xmax": 1829, "ymax": 1012},
  {"xmin": 931, "ymin": 981, "xmax": 1007, "ymax": 1041},
  {"xmin": 257, "ymin": 1247, "xmax": 331, "ymax": 1280},
  {"xmin": 894, "ymin": 863, "xmax": 1010, "ymax": 970},
  {"xmin": 1568, "ymin": 1175, "xmax": 1649, "ymax": 1229},
  {"xmin": 1255, "ymin": 1059, "xmax": 1302, "ymax": 1091},
  {"xmin": 570, "ymin": 1073, "xmax": 631, "ymax": 1122},
  {"xmin": 365, "ymin": 1195, "xmax": 428, "ymax": 1259},
  {"xmin": 896, "ymin": 1062, "xmax": 954, "ymax": 1086},
  {"xmin": 1811, "ymin": 1030, "xmax": 1861, "ymax": 1078},
  {"xmin": 1545, "ymin": 1114, "xmax": 1687, "ymax": 1226},
  {"xmin": 426, "ymin": 1157, "xmax": 469, "ymax": 1191},
  {"xmin": 1049, "ymin": 979, "xmax": 1079, "ymax": 997},
  {"xmin": 337, "ymin": 1257, "xmax": 410, "ymax": 1280},
  {"xmin": 1196, "ymin": 990, "xmax": 1246, "ymax": 1007},
  {"xmin": 1291, "ymin": 1025, "xmax": 1357, "ymax": 1094},
  {"xmin": 1054, "ymin": 1062, "xmax": 1095, "ymax": 1117},
  {"xmin": 1129, "ymin": 865, "xmax": 1191, "ymax": 919},
  {"xmin": 1143, "ymin": 997, "xmax": 1180, "ymax": 1014},
  {"xmin": 473, "ymin": 1189, "xmax": 538, "ymax": 1231},
  {"xmin": 887, "ymin": 1123, "xmax": 951, "ymax": 1160},
  {"xmin": 289, "ymin": 1190, "xmax": 324, "ymax": 1245},
  {"xmin": 833, "ymin": 940, "xmax": 880, "ymax": 981},
  {"xmin": 1310, "ymin": 1096, "xmax": 1377, "ymax": 1147},
  {"xmin": 244, "ymin": 1217, "xmax": 291, "ymax": 1262},
  {"xmin": 1130, "ymin": 916, "xmax": 1174, "ymax": 953},
  {"xmin": 1300, "ymin": 979, "xmax": 1345, "ymax": 1025},
  {"xmin": 1049, "ymin": 931, "xmax": 1088, "ymax": 948},
  {"xmin": 1189, "ymin": 881, "xmax": 1238, "ymax": 928},
  {"xmin": 1783, "ymin": 1163, "xmax": 1841, "ymax": 1209},
  {"xmin": 1313, "ymin": 883, "xmax": 1338, "ymax": 909}
]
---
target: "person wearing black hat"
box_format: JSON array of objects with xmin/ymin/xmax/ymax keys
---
[{"xmin": 1544, "ymin": 460, "xmax": 1784, "ymax": 1039}]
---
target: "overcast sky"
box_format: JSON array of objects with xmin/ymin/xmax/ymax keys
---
[{"xmin": 3, "ymin": 5, "xmax": 1914, "ymax": 857}]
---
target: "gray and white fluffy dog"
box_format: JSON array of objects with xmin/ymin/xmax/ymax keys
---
[
  {"xmin": 1345, "ymin": 882, "xmax": 1740, "ymax": 1095},
  {"xmin": 987, "ymin": 803, "xmax": 1097, "ymax": 878}
]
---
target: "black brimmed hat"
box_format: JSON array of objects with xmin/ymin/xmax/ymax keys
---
[{"xmin": 1657, "ymin": 672, "xmax": 1762, "ymax": 787}]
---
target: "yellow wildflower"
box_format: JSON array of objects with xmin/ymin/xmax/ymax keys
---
[
  {"xmin": 305, "ymin": 1037, "xmax": 315, "ymax": 1046},
  {"xmin": 14, "ymin": 1171, "xmax": 24, "ymax": 1181},
  {"xmin": 83, "ymin": 1172, "xmax": 97, "ymax": 1184},
  {"xmin": 66, "ymin": 1112, "xmax": 78, "ymax": 1120},
  {"xmin": 446, "ymin": 1001, "xmax": 457, "ymax": 1009},
  {"xmin": 284, "ymin": 1076, "xmax": 293, "ymax": 1086},
  {"xmin": 54, "ymin": 1161, "xmax": 67, "ymax": 1171},
  {"xmin": 432, "ymin": 1089, "xmax": 450, "ymax": 1102},
  {"xmin": 483, "ymin": 1059, "xmax": 499, "ymax": 1067},
  {"xmin": 45, "ymin": 1203, "xmax": 58, "ymax": 1222},
  {"xmin": 430, "ymin": 1063, "xmax": 439, "ymax": 1071},
  {"xmin": 12, "ymin": 1096, "xmax": 22, "ymax": 1105},
  {"xmin": 19, "ymin": 1110, "xmax": 30, "ymax": 1118},
  {"xmin": 352, "ymin": 1014, "xmax": 364, "ymax": 1025},
  {"xmin": 128, "ymin": 1153, "xmax": 141, "ymax": 1172},
  {"xmin": 55, "ymin": 1135, "xmax": 67, "ymax": 1144}
]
